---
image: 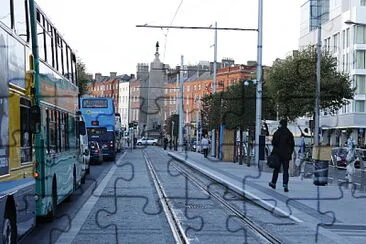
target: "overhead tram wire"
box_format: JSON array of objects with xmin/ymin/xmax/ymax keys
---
[
  {"xmin": 162, "ymin": 0, "xmax": 184, "ymax": 61},
  {"xmin": 136, "ymin": 25, "xmax": 258, "ymax": 32}
]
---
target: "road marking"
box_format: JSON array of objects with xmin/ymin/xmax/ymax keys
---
[{"xmin": 55, "ymin": 153, "xmax": 125, "ymax": 244}]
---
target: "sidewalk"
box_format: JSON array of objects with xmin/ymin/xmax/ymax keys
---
[{"xmin": 168, "ymin": 150, "xmax": 366, "ymax": 243}]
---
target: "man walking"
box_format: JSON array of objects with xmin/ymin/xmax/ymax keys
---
[
  {"xmin": 201, "ymin": 135, "xmax": 209, "ymax": 158},
  {"xmin": 269, "ymin": 119, "xmax": 295, "ymax": 192}
]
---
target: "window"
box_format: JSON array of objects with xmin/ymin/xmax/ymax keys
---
[
  {"xmin": 37, "ymin": 11, "xmax": 45, "ymax": 60},
  {"xmin": 13, "ymin": 0, "xmax": 28, "ymax": 42},
  {"xmin": 20, "ymin": 98, "xmax": 31, "ymax": 163},
  {"xmin": 333, "ymin": 33, "xmax": 340, "ymax": 53},
  {"xmin": 356, "ymin": 75, "xmax": 366, "ymax": 93},
  {"xmin": 356, "ymin": 50, "xmax": 366, "ymax": 69},
  {"xmin": 57, "ymin": 35, "xmax": 63, "ymax": 74},
  {"xmin": 355, "ymin": 26, "xmax": 366, "ymax": 44},
  {"xmin": 63, "ymin": 41, "xmax": 69, "ymax": 77},
  {"xmin": 355, "ymin": 100, "xmax": 365, "ymax": 112},
  {"xmin": 0, "ymin": 0, "xmax": 11, "ymax": 27},
  {"xmin": 47, "ymin": 110, "xmax": 57, "ymax": 153},
  {"xmin": 361, "ymin": 0, "xmax": 366, "ymax": 6},
  {"xmin": 45, "ymin": 22, "xmax": 53, "ymax": 65}
]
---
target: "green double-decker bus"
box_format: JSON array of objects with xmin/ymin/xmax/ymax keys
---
[
  {"xmin": 29, "ymin": 1, "xmax": 86, "ymax": 218},
  {"xmin": 0, "ymin": 0, "xmax": 86, "ymax": 242}
]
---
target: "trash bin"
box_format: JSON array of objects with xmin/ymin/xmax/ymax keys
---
[
  {"xmin": 313, "ymin": 160, "xmax": 328, "ymax": 186},
  {"xmin": 312, "ymin": 146, "xmax": 331, "ymax": 186}
]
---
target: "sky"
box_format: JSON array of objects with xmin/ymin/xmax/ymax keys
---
[{"xmin": 35, "ymin": 0, "xmax": 306, "ymax": 77}]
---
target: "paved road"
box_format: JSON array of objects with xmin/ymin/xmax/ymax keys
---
[{"xmin": 22, "ymin": 156, "xmax": 117, "ymax": 244}]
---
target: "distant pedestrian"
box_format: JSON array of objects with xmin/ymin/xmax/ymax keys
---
[
  {"xmin": 269, "ymin": 119, "xmax": 295, "ymax": 192},
  {"xmin": 133, "ymin": 137, "xmax": 137, "ymax": 149},
  {"xmin": 201, "ymin": 135, "xmax": 209, "ymax": 158},
  {"xmin": 163, "ymin": 137, "xmax": 168, "ymax": 150}
]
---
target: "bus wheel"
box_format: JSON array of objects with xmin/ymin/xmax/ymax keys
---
[{"xmin": 2, "ymin": 212, "xmax": 16, "ymax": 244}]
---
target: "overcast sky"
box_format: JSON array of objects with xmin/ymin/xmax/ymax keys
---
[{"xmin": 35, "ymin": 0, "xmax": 305, "ymax": 76}]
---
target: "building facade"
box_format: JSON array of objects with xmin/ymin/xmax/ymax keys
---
[
  {"xmin": 118, "ymin": 79, "xmax": 130, "ymax": 129},
  {"xmin": 300, "ymin": 0, "xmax": 366, "ymax": 146}
]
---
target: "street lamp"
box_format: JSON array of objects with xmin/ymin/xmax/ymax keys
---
[{"xmin": 344, "ymin": 20, "xmax": 366, "ymax": 26}]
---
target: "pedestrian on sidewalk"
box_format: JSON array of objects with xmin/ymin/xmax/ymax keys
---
[
  {"xmin": 163, "ymin": 137, "xmax": 168, "ymax": 150},
  {"xmin": 269, "ymin": 119, "xmax": 295, "ymax": 192},
  {"xmin": 202, "ymin": 134, "xmax": 209, "ymax": 158}
]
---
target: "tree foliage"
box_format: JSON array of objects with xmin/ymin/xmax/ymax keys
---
[
  {"xmin": 164, "ymin": 114, "xmax": 179, "ymax": 138},
  {"xmin": 76, "ymin": 58, "xmax": 89, "ymax": 95},
  {"xmin": 266, "ymin": 47, "xmax": 355, "ymax": 120},
  {"xmin": 201, "ymin": 82, "xmax": 276, "ymax": 132}
]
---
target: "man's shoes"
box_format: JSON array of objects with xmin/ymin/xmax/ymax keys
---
[
  {"xmin": 269, "ymin": 182, "xmax": 276, "ymax": 189},
  {"xmin": 283, "ymin": 184, "xmax": 289, "ymax": 192}
]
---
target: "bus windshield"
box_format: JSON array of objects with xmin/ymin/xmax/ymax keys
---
[{"xmin": 82, "ymin": 99, "xmax": 108, "ymax": 108}]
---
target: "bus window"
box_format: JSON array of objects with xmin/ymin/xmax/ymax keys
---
[
  {"xmin": 49, "ymin": 110, "xmax": 56, "ymax": 153},
  {"xmin": 36, "ymin": 11, "xmax": 46, "ymax": 61},
  {"xmin": 13, "ymin": 0, "xmax": 28, "ymax": 42},
  {"xmin": 20, "ymin": 98, "xmax": 32, "ymax": 163},
  {"xmin": 0, "ymin": 0, "xmax": 11, "ymax": 28}
]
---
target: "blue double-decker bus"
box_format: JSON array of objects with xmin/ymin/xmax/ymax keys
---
[{"xmin": 80, "ymin": 98, "xmax": 116, "ymax": 160}]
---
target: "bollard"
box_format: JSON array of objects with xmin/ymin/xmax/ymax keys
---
[{"xmin": 312, "ymin": 146, "xmax": 331, "ymax": 186}]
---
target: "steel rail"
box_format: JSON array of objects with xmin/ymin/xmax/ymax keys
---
[
  {"xmin": 142, "ymin": 151, "xmax": 188, "ymax": 244},
  {"xmin": 170, "ymin": 161, "xmax": 282, "ymax": 244}
]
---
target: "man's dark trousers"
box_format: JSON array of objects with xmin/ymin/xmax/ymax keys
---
[{"xmin": 271, "ymin": 160, "xmax": 289, "ymax": 186}]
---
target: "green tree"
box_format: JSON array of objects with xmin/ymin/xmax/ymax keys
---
[
  {"xmin": 76, "ymin": 59, "xmax": 89, "ymax": 95},
  {"xmin": 266, "ymin": 47, "xmax": 355, "ymax": 120},
  {"xmin": 164, "ymin": 114, "xmax": 179, "ymax": 138},
  {"xmin": 201, "ymin": 82, "xmax": 276, "ymax": 133}
]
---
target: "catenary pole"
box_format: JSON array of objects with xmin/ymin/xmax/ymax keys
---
[
  {"xmin": 254, "ymin": 0, "xmax": 263, "ymax": 166},
  {"xmin": 178, "ymin": 55, "xmax": 184, "ymax": 151},
  {"xmin": 212, "ymin": 21, "xmax": 217, "ymax": 157}
]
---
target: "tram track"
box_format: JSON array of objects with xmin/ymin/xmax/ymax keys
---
[
  {"xmin": 168, "ymin": 159, "xmax": 282, "ymax": 244},
  {"xmin": 145, "ymin": 148, "xmax": 283, "ymax": 244},
  {"xmin": 143, "ymin": 150, "xmax": 189, "ymax": 244}
]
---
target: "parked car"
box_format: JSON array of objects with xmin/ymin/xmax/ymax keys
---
[
  {"xmin": 89, "ymin": 141, "xmax": 103, "ymax": 164},
  {"xmin": 191, "ymin": 141, "xmax": 202, "ymax": 153},
  {"xmin": 136, "ymin": 137, "xmax": 158, "ymax": 146},
  {"xmin": 331, "ymin": 147, "xmax": 349, "ymax": 168}
]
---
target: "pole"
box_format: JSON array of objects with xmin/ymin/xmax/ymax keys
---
[
  {"xmin": 172, "ymin": 121, "xmax": 174, "ymax": 148},
  {"xmin": 211, "ymin": 22, "xmax": 217, "ymax": 157},
  {"xmin": 254, "ymin": 0, "xmax": 263, "ymax": 166},
  {"xmin": 314, "ymin": 19, "xmax": 321, "ymax": 146},
  {"xmin": 196, "ymin": 109, "xmax": 199, "ymax": 151},
  {"xmin": 178, "ymin": 55, "xmax": 184, "ymax": 151},
  {"xmin": 176, "ymin": 72, "xmax": 179, "ymax": 113}
]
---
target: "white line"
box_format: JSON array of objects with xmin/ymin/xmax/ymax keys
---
[{"xmin": 55, "ymin": 154, "xmax": 124, "ymax": 244}]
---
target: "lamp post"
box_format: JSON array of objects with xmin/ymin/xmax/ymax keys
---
[
  {"xmin": 254, "ymin": 0, "xmax": 263, "ymax": 166},
  {"xmin": 178, "ymin": 55, "xmax": 184, "ymax": 151},
  {"xmin": 171, "ymin": 120, "xmax": 175, "ymax": 149},
  {"xmin": 344, "ymin": 20, "xmax": 366, "ymax": 26}
]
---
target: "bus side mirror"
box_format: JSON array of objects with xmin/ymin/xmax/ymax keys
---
[
  {"xmin": 30, "ymin": 106, "xmax": 41, "ymax": 134},
  {"xmin": 79, "ymin": 121, "xmax": 86, "ymax": 136}
]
